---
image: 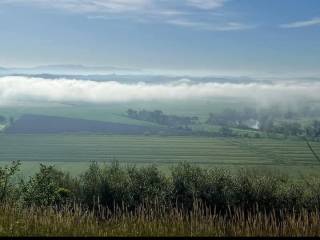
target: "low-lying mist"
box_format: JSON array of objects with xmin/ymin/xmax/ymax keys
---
[{"xmin": 0, "ymin": 76, "xmax": 319, "ymax": 106}]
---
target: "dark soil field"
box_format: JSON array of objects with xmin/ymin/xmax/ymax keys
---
[{"xmin": 5, "ymin": 114, "xmax": 163, "ymax": 135}]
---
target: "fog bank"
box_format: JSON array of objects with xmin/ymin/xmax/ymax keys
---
[{"xmin": 0, "ymin": 76, "xmax": 319, "ymax": 106}]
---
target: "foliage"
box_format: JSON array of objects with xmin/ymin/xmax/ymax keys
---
[
  {"xmin": 79, "ymin": 161, "xmax": 131, "ymax": 208},
  {"xmin": 79, "ymin": 162, "xmax": 170, "ymax": 209},
  {"xmin": 1, "ymin": 161, "xmax": 320, "ymax": 215},
  {"xmin": 127, "ymin": 109, "xmax": 198, "ymax": 129},
  {"xmin": 127, "ymin": 165, "xmax": 170, "ymax": 207},
  {"xmin": 306, "ymin": 120, "xmax": 320, "ymax": 141},
  {"xmin": 0, "ymin": 115, "xmax": 6, "ymax": 124},
  {"xmin": 171, "ymin": 163, "xmax": 207, "ymax": 209},
  {"xmin": 0, "ymin": 161, "xmax": 21, "ymax": 202},
  {"xmin": 206, "ymin": 106, "xmax": 320, "ymax": 140},
  {"xmin": 218, "ymin": 126, "xmax": 234, "ymax": 137},
  {"xmin": 21, "ymin": 164, "xmax": 74, "ymax": 206},
  {"xmin": 1, "ymin": 161, "xmax": 320, "ymax": 236}
]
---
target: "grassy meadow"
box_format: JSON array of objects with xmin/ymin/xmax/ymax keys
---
[
  {"xmin": 0, "ymin": 98, "xmax": 250, "ymax": 127},
  {"xmin": 1, "ymin": 203, "xmax": 320, "ymax": 237}
]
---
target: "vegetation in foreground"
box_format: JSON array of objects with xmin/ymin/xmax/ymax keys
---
[
  {"xmin": 1, "ymin": 202, "xmax": 320, "ymax": 237},
  {"xmin": 1, "ymin": 161, "xmax": 320, "ymax": 236}
]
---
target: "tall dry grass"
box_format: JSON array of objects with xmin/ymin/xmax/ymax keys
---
[{"xmin": 0, "ymin": 202, "xmax": 320, "ymax": 237}]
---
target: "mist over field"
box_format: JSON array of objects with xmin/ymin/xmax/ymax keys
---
[
  {"xmin": 0, "ymin": 75, "xmax": 319, "ymax": 106},
  {"xmin": 1, "ymin": 0, "xmax": 320, "ymax": 237}
]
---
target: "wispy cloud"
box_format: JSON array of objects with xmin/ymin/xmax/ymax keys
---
[
  {"xmin": 2, "ymin": 0, "xmax": 254, "ymax": 32},
  {"xmin": 1, "ymin": 0, "xmax": 151, "ymax": 13},
  {"xmin": 166, "ymin": 19, "xmax": 255, "ymax": 31},
  {"xmin": 186, "ymin": 0, "xmax": 227, "ymax": 10},
  {"xmin": 2, "ymin": 0, "xmax": 229, "ymax": 12},
  {"xmin": 280, "ymin": 17, "xmax": 320, "ymax": 28}
]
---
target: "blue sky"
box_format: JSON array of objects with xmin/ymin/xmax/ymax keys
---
[{"xmin": 0, "ymin": 0, "xmax": 319, "ymax": 76}]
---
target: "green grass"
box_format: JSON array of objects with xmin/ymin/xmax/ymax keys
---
[
  {"xmin": 0, "ymin": 98, "xmax": 251, "ymax": 126},
  {"xmin": 2, "ymin": 100, "xmax": 316, "ymax": 136},
  {"xmin": 1, "ymin": 134, "xmax": 320, "ymax": 177}
]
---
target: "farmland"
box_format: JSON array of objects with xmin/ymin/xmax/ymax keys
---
[
  {"xmin": 0, "ymin": 98, "xmax": 250, "ymax": 125},
  {"xmin": 1, "ymin": 99, "xmax": 320, "ymax": 177},
  {"xmin": 5, "ymin": 114, "xmax": 163, "ymax": 134},
  {"xmin": 0, "ymin": 134, "xmax": 320, "ymax": 177}
]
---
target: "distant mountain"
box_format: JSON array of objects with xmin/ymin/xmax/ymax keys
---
[
  {"xmin": 31, "ymin": 64, "xmax": 139, "ymax": 73},
  {"xmin": 0, "ymin": 65, "xmax": 275, "ymax": 84},
  {"xmin": 0, "ymin": 64, "xmax": 141, "ymax": 75},
  {"xmin": 0, "ymin": 67, "xmax": 8, "ymax": 72},
  {"xmin": 0, "ymin": 67, "xmax": 9, "ymax": 76}
]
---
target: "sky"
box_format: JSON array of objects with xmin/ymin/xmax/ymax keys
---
[{"xmin": 0, "ymin": 0, "xmax": 320, "ymax": 76}]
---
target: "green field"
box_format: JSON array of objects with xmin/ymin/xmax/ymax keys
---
[
  {"xmin": 1, "ymin": 100, "xmax": 320, "ymax": 178},
  {"xmin": 0, "ymin": 98, "xmax": 251, "ymax": 125},
  {"xmin": 1, "ymin": 134, "xmax": 320, "ymax": 177}
]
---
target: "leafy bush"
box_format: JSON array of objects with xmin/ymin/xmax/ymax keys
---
[
  {"xmin": 2, "ymin": 161, "xmax": 320, "ymax": 216},
  {"xmin": 127, "ymin": 165, "xmax": 170, "ymax": 207},
  {"xmin": 21, "ymin": 164, "xmax": 74, "ymax": 206},
  {"xmin": 79, "ymin": 161, "xmax": 131, "ymax": 209},
  {"xmin": 232, "ymin": 169, "xmax": 285, "ymax": 211},
  {"xmin": 0, "ymin": 161, "xmax": 21, "ymax": 202},
  {"xmin": 171, "ymin": 163, "xmax": 208, "ymax": 210},
  {"xmin": 199, "ymin": 168, "xmax": 234, "ymax": 212}
]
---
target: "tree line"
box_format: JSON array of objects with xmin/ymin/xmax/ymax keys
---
[
  {"xmin": 127, "ymin": 109, "xmax": 199, "ymax": 129},
  {"xmin": 0, "ymin": 115, "xmax": 14, "ymax": 125},
  {"xmin": 2, "ymin": 161, "xmax": 320, "ymax": 215},
  {"xmin": 207, "ymin": 107, "xmax": 320, "ymax": 140}
]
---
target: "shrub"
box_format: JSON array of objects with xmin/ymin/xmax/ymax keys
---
[
  {"xmin": 233, "ymin": 168, "xmax": 288, "ymax": 212},
  {"xmin": 199, "ymin": 168, "xmax": 234, "ymax": 213},
  {"xmin": 127, "ymin": 165, "xmax": 170, "ymax": 207},
  {"xmin": 79, "ymin": 161, "xmax": 131, "ymax": 209},
  {"xmin": 171, "ymin": 162, "xmax": 207, "ymax": 210},
  {"xmin": 21, "ymin": 164, "xmax": 73, "ymax": 206},
  {"xmin": 2, "ymin": 160, "xmax": 320, "ymax": 217},
  {"xmin": 0, "ymin": 161, "xmax": 21, "ymax": 202}
]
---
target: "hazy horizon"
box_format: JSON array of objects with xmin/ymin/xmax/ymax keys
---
[{"xmin": 0, "ymin": 0, "xmax": 319, "ymax": 75}]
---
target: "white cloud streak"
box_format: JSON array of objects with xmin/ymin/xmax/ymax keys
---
[
  {"xmin": 2, "ymin": 0, "xmax": 228, "ymax": 12},
  {"xmin": 280, "ymin": 17, "xmax": 320, "ymax": 28},
  {"xmin": 186, "ymin": 0, "xmax": 227, "ymax": 10},
  {"xmin": 2, "ymin": 0, "xmax": 253, "ymax": 32},
  {"xmin": 0, "ymin": 76, "xmax": 319, "ymax": 106},
  {"xmin": 1, "ymin": 0, "xmax": 150, "ymax": 13},
  {"xmin": 166, "ymin": 19, "xmax": 254, "ymax": 31}
]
